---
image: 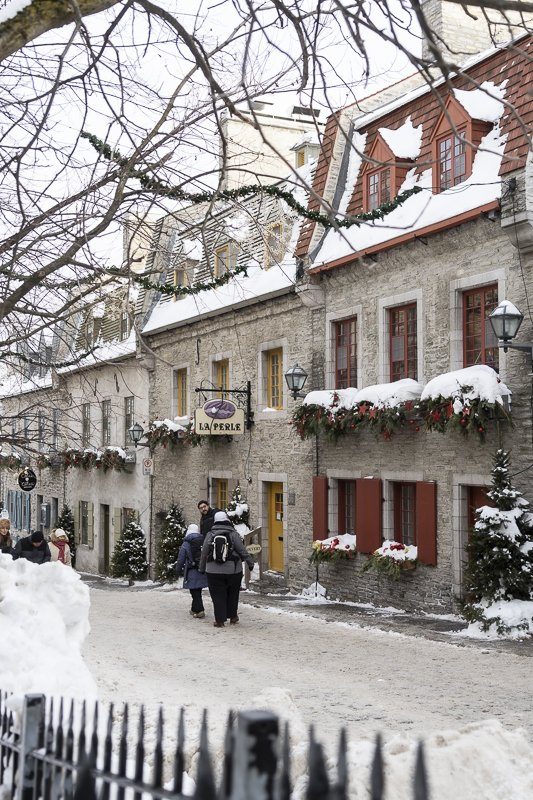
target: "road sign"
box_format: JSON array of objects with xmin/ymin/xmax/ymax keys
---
[
  {"xmin": 142, "ymin": 457, "xmax": 154, "ymax": 476},
  {"xmin": 18, "ymin": 468, "xmax": 37, "ymax": 492}
]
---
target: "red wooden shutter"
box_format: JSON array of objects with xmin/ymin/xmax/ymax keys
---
[
  {"xmin": 416, "ymin": 481, "xmax": 437, "ymax": 566},
  {"xmin": 355, "ymin": 478, "xmax": 382, "ymax": 553},
  {"xmin": 312, "ymin": 476, "xmax": 329, "ymax": 540}
]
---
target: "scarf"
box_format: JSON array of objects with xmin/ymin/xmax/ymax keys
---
[{"xmin": 55, "ymin": 540, "xmax": 68, "ymax": 564}]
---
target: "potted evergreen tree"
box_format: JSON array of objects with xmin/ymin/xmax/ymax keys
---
[
  {"xmin": 111, "ymin": 520, "xmax": 148, "ymax": 585},
  {"xmin": 154, "ymin": 504, "xmax": 187, "ymax": 582}
]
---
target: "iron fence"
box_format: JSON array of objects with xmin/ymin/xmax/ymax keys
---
[{"xmin": 0, "ymin": 692, "xmax": 429, "ymax": 800}]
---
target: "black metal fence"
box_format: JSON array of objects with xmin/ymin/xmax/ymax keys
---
[{"xmin": 0, "ymin": 692, "xmax": 429, "ymax": 800}]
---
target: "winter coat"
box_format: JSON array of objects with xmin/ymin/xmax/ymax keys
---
[
  {"xmin": 0, "ymin": 544, "xmax": 15, "ymax": 558},
  {"xmin": 199, "ymin": 521, "xmax": 254, "ymax": 575},
  {"xmin": 49, "ymin": 541, "xmax": 72, "ymax": 566},
  {"xmin": 14, "ymin": 536, "xmax": 51, "ymax": 564},
  {"xmin": 199, "ymin": 507, "xmax": 220, "ymax": 537},
  {"xmin": 175, "ymin": 531, "xmax": 208, "ymax": 589}
]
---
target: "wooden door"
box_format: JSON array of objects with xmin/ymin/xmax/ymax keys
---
[{"xmin": 268, "ymin": 483, "xmax": 284, "ymax": 572}]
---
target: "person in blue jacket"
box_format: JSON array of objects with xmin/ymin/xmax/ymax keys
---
[{"xmin": 175, "ymin": 523, "xmax": 208, "ymax": 618}]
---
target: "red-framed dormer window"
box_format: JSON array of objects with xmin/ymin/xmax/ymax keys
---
[
  {"xmin": 463, "ymin": 284, "xmax": 499, "ymax": 370},
  {"xmin": 367, "ymin": 168, "xmax": 391, "ymax": 211},
  {"xmin": 389, "ymin": 303, "xmax": 417, "ymax": 381},
  {"xmin": 437, "ymin": 130, "xmax": 467, "ymax": 190}
]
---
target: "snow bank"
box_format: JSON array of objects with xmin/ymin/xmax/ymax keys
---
[
  {"xmin": 0, "ymin": 556, "xmax": 96, "ymax": 709},
  {"xmin": 461, "ymin": 600, "xmax": 533, "ymax": 640},
  {"xmin": 421, "ymin": 365, "xmax": 510, "ymax": 405}
]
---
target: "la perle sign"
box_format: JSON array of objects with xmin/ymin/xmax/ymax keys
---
[{"xmin": 194, "ymin": 399, "xmax": 245, "ymax": 435}]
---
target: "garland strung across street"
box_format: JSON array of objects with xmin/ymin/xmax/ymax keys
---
[{"xmin": 134, "ymin": 262, "xmax": 251, "ymax": 298}]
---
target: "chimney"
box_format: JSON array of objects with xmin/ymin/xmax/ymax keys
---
[{"xmin": 420, "ymin": 0, "xmax": 532, "ymax": 63}]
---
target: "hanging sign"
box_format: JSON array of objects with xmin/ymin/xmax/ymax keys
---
[
  {"xmin": 18, "ymin": 468, "xmax": 37, "ymax": 492},
  {"xmin": 246, "ymin": 543, "xmax": 262, "ymax": 555},
  {"xmin": 194, "ymin": 399, "xmax": 245, "ymax": 435}
]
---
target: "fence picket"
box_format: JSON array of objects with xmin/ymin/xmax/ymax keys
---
[
  {"xmin": 116, "ymin": 703, "xmax": 128, "ymax": 800},
  {"xmin": 100, "ymin": 703, "xmax": 113, "ymax": 800},
  {"xmin": 370, "ymin": 734, "xmax": 384, "ymax": 800},
  {"xmin": 414, "ymin": 741, "xmax": 429, "ymax": 800},
  {"xmin": 172, "ymin": 707, "xmax": 184, "ymax": 795},
  {"xmin": 133, "ymin": 706, "xmax": 145, "ymax": 800},
  {"xmin": 194, "ymin": 710, "xmax": 216, "ymax": 800},
  {"xmin": 153, "ymin": 707, "xmax": 164, "ymax": 790},
  {"xmin": 306, "ymin": 728, "xmax": 329, "ymax": 800}
]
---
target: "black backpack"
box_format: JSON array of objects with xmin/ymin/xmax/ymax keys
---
[
  {"xmin": 209, "ymin": 530, "xmax": 234, "ymax": 564},
  {"xmin": 189, "ymin": 537, "xmax": 203, "ymax": 569}
]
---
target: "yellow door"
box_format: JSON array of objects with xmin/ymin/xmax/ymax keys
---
[{"xmin": 268, "ymin": 483, "xmax": 284, "ymax": 572}]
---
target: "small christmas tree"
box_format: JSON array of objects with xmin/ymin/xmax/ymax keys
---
[
  {"xmin": 111, "ymin": 521, "xmax": 148, "ymax": 582},
  {"xmin": 226, "ymin": 484, "xmax": 250, "ymax": 531},
  {"xmin": 461, "ymin": 449, "xmax": 533, "ymax": 636},
  {"xmin": 155, "ymin": 504, "xmax": 187, "ymax": 582},
  {"xmin": 56, "ymin": 505, "xmax": 76, "ymax": 568}
]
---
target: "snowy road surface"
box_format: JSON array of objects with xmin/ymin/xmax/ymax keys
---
[{"xmin": 83, "ymin": 583, "xmax": 532, "ymax": 742}]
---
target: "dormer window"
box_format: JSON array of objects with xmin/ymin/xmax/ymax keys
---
[
  {"xmin": 214, "ymin": 243, "xmax": 237, "ymax": 277},
  {"xmin": 437, "ymin": 130, "xmax": 467, "ymax": 190},
  {"xmin": 120, "ymin": 312, "xmax": 130, "ymax": 341},
  {"xmin": 367, "ymin": 168, "xmax": 391, "ymax": 211},
  {"xmin": 430, "ymin": 95, "xmax": 491, "ymax": 193}
]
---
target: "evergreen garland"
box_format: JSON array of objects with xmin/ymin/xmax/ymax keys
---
[
  {"xmin": 155, "ymin": 504, "xmax": 187, "ymax": 582},
  {"xmin": 56, "ymin": 504, "xmax": 76, "ymax": 569},
  {"xmin": 111, "ymin": 520, "xmax": 148, "ymax": 582},
  {"xmin": 461, "ymin": 450, "xmax": 533, "ymax": 635},
  {"xmin": 81, "ymin": 131, "xmax": 422, "ymax": 230},
  {"xmin": 134, "ymin": 263, "xmax": 250, "ymax": 298}
]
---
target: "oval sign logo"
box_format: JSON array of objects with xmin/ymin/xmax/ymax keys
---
[
  {"xmin": 18, "ymin": 468, "xmax": 37, "ymax": 492},
  {"xmin": 203, "ymin": 399, "xmax": 237, "ymax": 419},
  {"xmin": 246, "ymin": 543, "xmax": 262, "ymax": 555}
]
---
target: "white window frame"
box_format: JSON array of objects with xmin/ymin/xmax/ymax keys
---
[
  {"xmin": 257, "ymin": 338, "xmax": 288, "ymax": 419},
  {"xmin": 378, "ymin": 289, "xmax": 424, "ymax": 385},
  {"xmin": 325, "ymin": 305, "xmax": 363, "ymax": 390},
  {"xmin": 449, "ymin": 268, "xmax": 506, "ymax": 375}
]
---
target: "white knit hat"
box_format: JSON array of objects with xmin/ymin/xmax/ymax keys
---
[
  {"xmin": 187, "ymin": 524, "xmax": 200, "ymax": 534},
  {"xmin": 54, "ymin": 528, "xmax": 68, "ymax": 540},
  {"xmin": 214, "ymin": 511, "xmax": 229, "ymax": 522}
]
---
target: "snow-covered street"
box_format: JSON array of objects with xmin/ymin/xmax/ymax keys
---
[{"xmin": 83, "ymin": 582, "xmax": 532, "ymax": 742}]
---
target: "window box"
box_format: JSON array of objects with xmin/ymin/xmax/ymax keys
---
[
  {"xmin": 362, "ymin": 540, "xmax": 418, "ymax": 580},
  {"xmin": 310, "ymin": 533, "xmax": 356, "ymax": 564}
]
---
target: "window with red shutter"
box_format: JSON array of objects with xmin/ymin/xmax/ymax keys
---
[
  {"xmin": 389, "ymin": 303, "xmax": 417, "ymax": 381},
  {"xmin": 463, "ymin": 284, "xmax": 499, "ymax": 370},
  {"xmin": 415, "ymin": 481, "xmax": 437, "ymax": 566},
  {"xmin": 393, "ymin": 482, "xmax": 416, "ymax": 545},
  {"xmin": 338, "ymin": 480, "xmax": 356, "ymax": 534},
  {"xmin": 333, "ymin": 317, "xmax": 357, "ymax": 388}
]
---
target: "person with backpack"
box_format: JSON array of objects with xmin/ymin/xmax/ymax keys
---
[
  {"xmin": 175, "ymin": 523, "xmax": 208, "ymax": 619},
  {"xmin": 198, "ymin": 511, "xmax": 254, "ymax": 628}
]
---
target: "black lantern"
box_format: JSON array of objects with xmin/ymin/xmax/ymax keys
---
[
  {"xmin": 129, "ymin": 422, "xmax": 144, "ymax": 447},
  {"xmin": 285, "ymin": 363, "xmax": 308, "ymax": 400},
  {"xmin": 489, "ymin": 300, "xmax": 524, "ymax": 345}
]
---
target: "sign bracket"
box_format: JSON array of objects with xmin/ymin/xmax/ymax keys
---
[{"xmin": 194, "ymin": 381, "xmax": 254, "ymax": 430}]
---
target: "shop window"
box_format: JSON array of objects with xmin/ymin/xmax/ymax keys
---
[
  {"xmin": 393, "ymin": 482, "xmax": 417, "ymax": 545},
  {"xmin": 338, "ymin": 480, "xmax": 356, "ymax": 534},
  {"xmin": 463, "ymin": 284, "xmax": 499, "ymax": 370},
  {"xmin": 389, "ymin": 304, "xmax": 417, "ymax": 381},
  {"xmin": 102, "ymin": 399, "xmax": 111, "ymax": 446},
  {"xmin": 124, "ymin": 396, "xmax": 134, "ymax": 446},
  {"xmin": 174, "ymin": 369, "xmax": 188, "ymax": 417},
  {"xmin": 266, "ymin": 348, "xmax": 283, "ymax": 409},
  {"xmin": 333, "ymin": 317, "xmax": 357, "ymax": 388}
]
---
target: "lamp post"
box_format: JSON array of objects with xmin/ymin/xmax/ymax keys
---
[
  {"xmin": 488, "ymin": 300, "xmax": 533, "ymax": 357},
  {"xmin": 128, "ymin": 421, "xmax": 154, "ymax": 577},
  {"xmin": 284, "ymin": 363, "xmax": 308, "ymax": 400}
]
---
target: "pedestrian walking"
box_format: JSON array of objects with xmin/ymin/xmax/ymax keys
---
[
  {"xmin": 0, "ymin": 518, "xmax": 14, "ymax": 557},
  {"xmin": 13, "ymin": 530, "xmax": 51, "ymax": 564},
  {"xmin": 198, "ymin": 499, "xmax": 220, "ymax": 536},
  {"xmin": 49, "ymin": 528, "xmax": 72, "ymax": 566},
  {"xmin": 175, "ymin": 523, "xmax": 208, "ymax": 618},
  {"xmin": 199, "ymin": 511, "xmax": 254, "ymax": 628}
]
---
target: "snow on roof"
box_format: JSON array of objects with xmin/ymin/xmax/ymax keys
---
[
  {"xmin": 378, "ymin": 116, "xmax": 422, "ymax": 160},
  {"xmin": 291, "ymin": 131, "xmax": 320, "ymax": 150},
  {"xmin": 225, "ymin": 213, "xmax": 251, "ymax": 243},
  {"xmin": 317, "ymin": 121, "xmax": 506, "ymax": 265},
  {"xmin": 0, "ymin": 371, "xmax": 53, "ymax": 399},
  {"xmin": 453, "ymin": 81, "xmax": 506, "ymax": 123},
  {"xmin": 182, "ymin": 238, "xmax": 203, "ymax": 261},
  {"xmin": 338, "ymin": 132, "xmax": 367, "ymax": 217},
  {"xmin": 420, "ymin": 365, "xmax": 510, "ymax": 405},
  {"xmin": 92, "ymin": 302, "xmax": 105, "ymax": 319},
  {"xmin": 57, "ymin": 329, "xmax": 137, "ymax": 375},
  {"xmin": 491, "ymin": 299, "xmax": 522, "ymax": 316}
]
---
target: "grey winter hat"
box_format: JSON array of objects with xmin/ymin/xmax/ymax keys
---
[
  {"xmin": 187, "ymin": 524, "xmax": 200, "ymax": 534},
  {"xmin": 214, "ymin": 511, "xmax": 229, "ymax": 522}
]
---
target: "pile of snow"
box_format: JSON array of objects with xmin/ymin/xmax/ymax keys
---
[
  {"xmin": 0, "ymin": 556, "xmax": 96, "ymax": 710},
  {"xmin": 374, "ymin": 540, "xmax": 418, "ymax": 561},
  {"xmin": 453, "ymin": 81, "xmax": 505, "ymax": 123},
  {"xmin": 303, "ymin": 380, "xmax": 422, "ymax": 410},
  {"xmin": 314, "ymin": 533, "xmax": 356, "ymax": 554},
  {"xmin": 303, "ymin": 388, "xmax": 359, "ymax": 411},
  {"xmin": 151, "ymin": 418, "xmax": 187, "ymax": 433},
  {"xmin": 461, "ymin": 599, "xmax": 533, "ymax": 640},
  {"xmin": 421, "ymin": 365, "xmax": 510, "ymax": 407},
  {"xmin": 378, "ymin": 116, "xmax": 423, "ymax": 159}
]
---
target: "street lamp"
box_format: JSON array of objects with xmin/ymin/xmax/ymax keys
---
[
  {"xmin": 285, "ymin": 363, "xmax": 308, "ymax": 400},
  {"xmin": 488, "ymin": 300, "xmax": 532, "ymax": 356},
  {"xmin": 129, "ymin": 422, "xmax": 145, "ymax": 448}
]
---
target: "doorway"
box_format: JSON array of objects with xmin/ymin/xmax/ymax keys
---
[
  {"xmin": 458, "ymin": 485, "xmax": 493, "ymax": 598},
  {"xmin": 100, "ymin": 504, "xmax": 111, "ymax": 574},
  {"xmin": 267, "ymin": 482, "xmax": 284, "ymax": 572}
]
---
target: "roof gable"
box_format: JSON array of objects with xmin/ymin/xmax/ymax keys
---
[{"xmin": 430, "ymin": 95, "xmax": 473, "ymax": 141}]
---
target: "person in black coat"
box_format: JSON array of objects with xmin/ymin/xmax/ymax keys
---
[
  {"xmin": 14, "ymin": 530, "xmax": 51, "ymax": 564},
  {"xmin": 198, "ymin": 500, "xmax": 220, "ymax": 537}
]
